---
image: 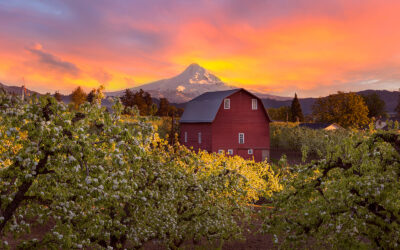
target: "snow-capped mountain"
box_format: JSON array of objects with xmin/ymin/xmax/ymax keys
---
[
  {"xmin": 107, "ymin": 63, "xmax": 235, "ymax": 103},
  {"xmin": 107, "ymin": 63, "xmax": 291, "ymax": 103}
]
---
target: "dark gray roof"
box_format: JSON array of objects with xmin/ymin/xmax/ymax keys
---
[
  {"xmin": 180, "ymin": 88, "xmax": 270, "ymax": 123},
  {"xmin": 299, "ymin": 123, "xmax": 338, "ymax": 129}
]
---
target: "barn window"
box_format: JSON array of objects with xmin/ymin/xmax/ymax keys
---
[
  {"xmin": 252, "ymin": 99, "xmax": 258, "ymax": 110},
  {"xmin": 184, "ymin": 132, "xmax": 187, "ymax": 143},
  {"xmin": 224, "ymin": 98, "xmax": 230, "ymax": 109},
  {"xmin": 218, "ymin": 149, "xmax": 224, "ymax": 154},
  {"xmin": 227, "ymin": 149, "xmax": 233, "ymax": 155},
  {"xmin": 198, "ymin": 132, "xmax": 202, "ymax": 144},
  {"xmin": 238, "ymin": 133, "xmax": 244, "ymax": 144},
  {"xmin": 248, "ymin": 149, "xmax": 253, "ymax": 155}
]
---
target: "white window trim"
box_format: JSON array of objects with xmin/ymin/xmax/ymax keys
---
[
  {"xmin": 238, "ymin": 133, "xmax": 244, "ymax": 144},
  {"xmin": 184, "ymin": 132, "xmax": 187, "ymax": 143},
  {"xmin": 252, "ymin": 99, "xmax": 258, "ymax": 110},
  {"xmin": 198, "ymin": 132, "xmax": 202, "ymax": 144},
  {"xmin": 227, "ymin": 149, "xmax": 233, "ymax": 155},
  {"xmin": 218, "ymin": 149, "xmax": 224, "ymax": 154},
  {"xmin": 248, "ymin": 149, "xmax": 253, "ymax": 155},
  {"xmin": 224, "ymin": 98, "xmax": 230, "ymax": 109}
]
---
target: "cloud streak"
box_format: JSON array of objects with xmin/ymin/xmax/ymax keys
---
[{"xmin": 26, "ymin": 44, "xmax": 81, "ymax": 76}]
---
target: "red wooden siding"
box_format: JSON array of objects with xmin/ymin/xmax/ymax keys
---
[
  {"xmin": 179, "ymin": 89, "xmax": 270, "ymax": 162},
  {"xmin": 179, "ymin": 123, "xmax": 212, "ymax": 152},
  {"xmin": 211, "ymin": 91, "xmax": 269, "ymax": 162}
]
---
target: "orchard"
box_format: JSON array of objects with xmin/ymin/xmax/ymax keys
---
[
  {"xmin": 263, "ymin": 131, "xmax": 400, "ymax": 249},
  {"xmin": 0, "ymin": 92, "xmax": 280, "ymax": 249},
  {"xmin": 1, "ymin": 89, "xmax": 400, "ymax": 249}
]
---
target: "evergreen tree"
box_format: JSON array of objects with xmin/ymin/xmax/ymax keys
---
[
  {"xmin": 134, "ymin": 89, "xmax": 148, "ymax": 115},
  {"xmin": 121, "ymin": 89, "xmax": 134, "ymax": 108},
  {"xmin": 290, "ymin": 93, "xmax": 304, "ymax": 122},
  {"xmin": 157, "ymin": 98, "xmax": 170, "ymax": 116},
  {"xmin": 86, "ymin": 89, "xmax": 96, "ymax": 103},
  {"xmin": 54, "ymin": 91, "xmax": 62, "ymax": 102}
]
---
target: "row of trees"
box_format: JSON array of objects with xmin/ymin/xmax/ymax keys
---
[
  {"xmin": 63, "ymin": 87, "xmax": 184, "ymax": 117},
  {"xmin": 268, "ymin": 91, "xmax": 400, "ymax": 129},
  {"xmin": 120, "ymin": 89, "xmax": 184, "ymax": 117}
]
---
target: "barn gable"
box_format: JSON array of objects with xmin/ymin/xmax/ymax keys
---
[{"xmin": 180, "ymin": 88, "xmax": 270, "ymax": 123}]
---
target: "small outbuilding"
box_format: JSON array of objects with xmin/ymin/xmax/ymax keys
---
[
  {"xmin": 179, "ymin": 88, "xmax": 271, "ymax": 162},
  {"xmin": 299, "ymin": 123, "xmax": 342, "ymax": 130}
]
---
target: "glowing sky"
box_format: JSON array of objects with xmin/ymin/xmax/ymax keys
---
[{"xmin": 0, "ymin": 0, "xmax": 400, "ymax": 97}]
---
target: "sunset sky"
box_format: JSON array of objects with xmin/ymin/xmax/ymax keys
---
[{"xmin": 0, "ymin": 0, "xmax": 400, "ymax": 97}]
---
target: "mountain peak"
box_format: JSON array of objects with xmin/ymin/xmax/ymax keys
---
[
  {"xmin": 106, "ymin": 63, "xmax": 233, "ymax": 102},
  {"xmin": 177, "ymin": 63, "xmax": 223, "ymax": 85},
  {"xmin": 181, "ymin": 63, "xmax": 205, "ymax": 75}
]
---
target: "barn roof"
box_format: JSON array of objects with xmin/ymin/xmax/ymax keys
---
[
  {"xmin": 299, "ymin": 123, "xmax": 339, "ymax": 130},
  {"xmin": 180, "ymin": 88, "xmax": 270, "ymax": 123}
]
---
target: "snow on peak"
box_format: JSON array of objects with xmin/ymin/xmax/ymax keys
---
[
  {"xmin": 179, "ymin": 63, "xmax": 222, "ymax": 85},
  {"xmin": 176, "ymin": 85, "xmax": 185, "ymax": 92}
]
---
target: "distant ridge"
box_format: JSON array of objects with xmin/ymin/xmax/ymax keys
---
[
  {"xmin": 0, "ymin": 82, "xmax": 40, "ymax": 96},
  {"xmin": 262, "ymin": 89, "xmax": 400, "ymax": 115},
  {"xmin": 0, "ymin": 80, "xmax": 398, "ymax": 115}
]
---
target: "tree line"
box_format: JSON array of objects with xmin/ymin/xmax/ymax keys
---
[
  {"xmin": 62, "ymin": 86, "xmax": 183, "ymax": 117},
  {"xmin": 268, "ymin": 90, "xmax": 400, "ymax": 129}
]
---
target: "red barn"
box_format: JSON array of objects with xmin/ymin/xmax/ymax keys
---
[{"xmin": 179, "ymin": 88, "xmax": 271, "ymax": 162}]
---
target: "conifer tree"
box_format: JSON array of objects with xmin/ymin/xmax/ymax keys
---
[
  {"xmin": 157, "ymin": 98, "xmax": 170, "ymax": 116},
  {"xmin": 54, "ymin": 91, "xmax": 62, "ymax": 102},
  {"xmin": 290, "ymin": 93, "xmax": 304, "ymax": 122},
  {"xmin": 86, "ymin": 89, "xmax": 96, "ymax": 103}
]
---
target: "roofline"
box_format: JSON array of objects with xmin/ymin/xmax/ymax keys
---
[
  {"xmin": 226, "ymin": 88, "xmax": 272, "ymax": 122},
  {"xmin": 179, "ymin": 88, "xmax": 272, "ymax": 123}
]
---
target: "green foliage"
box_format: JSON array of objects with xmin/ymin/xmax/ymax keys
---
[
  {"xmin": 0, "ymin": 93, "xmax": 279, "ymax": 249},
  {"xmin": 267, "ymin": 106, "xmax": 291, "ymax": 122},
  {"xmin": 270, "ymin": 122, "xmax": 351, "ymax": 159},
  {"xmin": 263, "ymin": 132, "xmax": 400, "ymax": 249},
  {"xmin": 313, "ymin": 92, "xmax": 370, "ymax": 128},
  {"xmin": 70, "ymin": 86, "xmax": 87, "ymax": 109},
  {"xmin": 290, "ymin": 93, "xmax": 304, "ymax": 122},
  {"xmin": 361, "ymin": 93, "xmax": 387, "ymax": 118}
]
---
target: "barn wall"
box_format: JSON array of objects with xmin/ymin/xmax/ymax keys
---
[
  {"xmin": 211, "ymin": 90, "xmax": 270, "ymax": 162},
  {"xmin": 179, "ymin": 123, "xmax": 212, "ymax": 152}
]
